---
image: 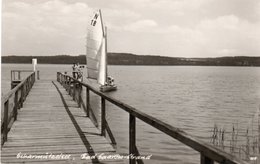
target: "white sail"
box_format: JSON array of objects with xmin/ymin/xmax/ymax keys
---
[
  {"xmin": 86, "ymin": 10, "xmax": 104, "ymax": 80},
  {"xmin": 98, "ymin": 37, "xmax": 107, "ymax": 85}
]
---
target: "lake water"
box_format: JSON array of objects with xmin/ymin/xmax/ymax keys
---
[{"xmin": 2, "ymin": 64, "xmax": 260, "ymax": 163}]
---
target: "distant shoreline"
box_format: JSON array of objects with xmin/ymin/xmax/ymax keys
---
[
  {"xmin": 2, "ymin": 63, "xmax": 260, "ymax": 67},
  {"xmin": 2, "ymin": 53, "xmax": 260, "ymax": 66}
]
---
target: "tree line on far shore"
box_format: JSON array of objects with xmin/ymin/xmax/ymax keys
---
[{"xmin": 2, "ymin": 53, "xmax": 260, "ymax": 66}]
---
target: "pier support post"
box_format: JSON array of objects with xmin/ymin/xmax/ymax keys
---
[
  {"xmin": 101, "ymin": 97, "xmax": 106, "ymax": 136},
  {"xmin": 129, "ymin": 114, "xmax": 136, "ymax": 164}
]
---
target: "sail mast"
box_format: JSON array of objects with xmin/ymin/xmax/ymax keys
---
[
  {"xmin": 96, "ymin": 9, "xmax": 107, "ymax": 85},
  {"xmin": 105, "ymin": 26, "xmax": 108, "ymax": 81},
  {"xmin": 99, "ymin": 9, "xmax": 107, "ymax": 83},
  {"xmin": 99, "ymin": 9, "xmax": 105, "ymax": 38}
]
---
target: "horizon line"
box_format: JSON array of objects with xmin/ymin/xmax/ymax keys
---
[{"xmin": 1, "ymin": 53, "xmax": 260, "ymax": 59}]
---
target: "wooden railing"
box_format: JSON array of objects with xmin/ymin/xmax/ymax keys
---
[
  {"xmin": 57, "ymin": 72, "xmax": 248, "ymax": 164},
  {"xmin": 1, "ymin": 72, "xmax": 36, "ymax": 146},
  {"xmin": 11, "ymin": 70, "xmax": 40, "ymax": 81}
]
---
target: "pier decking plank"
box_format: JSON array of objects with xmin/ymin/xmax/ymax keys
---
[{"xmin": 1, "ymin": 80, "xmax": 124, "ymax": 164}]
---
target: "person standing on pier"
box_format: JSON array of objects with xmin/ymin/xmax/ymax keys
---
[{"xmin": 72, "ymin": 63, "xmax": 77, "ymax": 78}]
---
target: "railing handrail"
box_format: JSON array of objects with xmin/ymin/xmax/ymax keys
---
[
  {"xmin": 11, "ymin": 70, "xmax": 35, "ymax": 82},
  {"xmin": 2, "ymin": 72, "xmax": 35, "ymax": 103},
  {"xmin": 11, "ymin": 70, "xmax": 34, "ymax": 72},
  {"xmin": 1, "ymin": 71, "xmax": 36, "ymax": 146},
  {"xmin": 57, "ymin": 72, "xmax": 248, "ymax": 164}
]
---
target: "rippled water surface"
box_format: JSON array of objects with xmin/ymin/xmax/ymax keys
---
[{"xmin": 2, "ymin": 64, "xmax": 260, "ymax": 163}]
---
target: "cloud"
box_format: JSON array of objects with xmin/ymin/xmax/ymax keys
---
[
  {"xmin": 123, "ymin": 19, "xmax": 157, "ymax": 32},
  {"xmin": 201, "ymin": 0, "xmax": 260, "ymax": 23},
  {"xmin": 103, "ymin": 8, "xmax": 141, "ymax": 28},
  {"xmin": 195, "ymin": 15, "xmax": 260, "ymax": 56},
  {"xmin": 2, "ymin": 0, "xmax": 260, "ymax": 57},
  {"xmin": 198, "ymin": 15, "xmax": 239, "ymax": 30},
  {"xmin": 109, "ymin": 14, "xmax": 260, "ymax": 57},
  {"xmin": 2, "ymin": 0, "xmax": 92, "ymax": 56}
]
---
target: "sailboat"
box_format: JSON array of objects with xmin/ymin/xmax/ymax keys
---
[{"xmin": 86, "ymin": 9, "xmax": 117, "ymax": 92}]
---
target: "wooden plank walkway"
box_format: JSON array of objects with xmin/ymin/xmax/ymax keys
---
[{"xmin": 1, "ymin": 80, "xmax": 124, "ymax": 164}]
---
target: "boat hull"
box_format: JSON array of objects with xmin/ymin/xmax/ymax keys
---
[{"xmin": 100, "ymin": 85, "xmax": 117, "ymax": 92}]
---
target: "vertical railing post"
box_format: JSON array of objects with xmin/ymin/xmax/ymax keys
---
[
  {"xmin": 24, "ymin": 80, "xmax": 27, "ymax": 96},
  {"xmin": 32, "ymin": 72, "xmax": 34, "ymax": 84},
  {"xmin": 64, "ymin": 75, "xmax": 66, "ymax": 89},
  {"xmin": 31, "ymin": 72, "xmax": 33, "ymax": 83},
  {"xmin": 65, "ymin": 76, "xmax": 67, "ymax": 90},
  {"xmin": 31, "ymin": 74, "xmax": 34, "ymax": 88},
  {"xmin": 18, "ymin": 71, "xmax": 21, "ymax": 80},
  {"xmin": 60, "ymin": 73, "xmax": 62, "ymax": 84},
  {"xmin": 26, "ymin": 79, "xmax": 29, "ymax": 96},
  {"xmin": 37, "ymin": 70, "xmax": 40, "ymax": 80},
  {"xmin": 200, "ymin": 154, "xmax": 214, "ymax": 164},
  {"xmin": 61, "ymin": 74, "xmax": 64, "ymax": 86},
  {"xmin": 3, "ymin": 100, "xmax": 9, "ymax": 144},
  {"xmin": 57, "ymin": 72, "xmax": 59, "ymax": 82},
  {"xmin": 61, "ymin": 74, "xmax": 63, "ymax": 85},
  {"xmin": 20, "ymin": 85, "xmax": 24, "ymax": 108},
  {"xmin": 28, "ymin": 78, "xmax": 30, "ymax": 93},
  {"xmin": 75, "ymin": 83, "xmax": 78, "ymax": 104},
  {"xmin": 78, "ymin": 84, "xmax": 82, "ymax": 108},
  {"xmin": 69, "ymin": 77, "xmax": 71, "ymax": 92},
  {"xmin": 11, "ymin": 70, "xmax": 13, "ymax": 81},
  {"xmin": 14, "ymin": 91, "xmax": 18, "ymax": 121},
  {"xmin": 86, "ymin": 88, "xmax": 90, "ymax": 117},
  {"xmin": 101, "ymin": 97, "xmax": 106, "ymax": 136},
  {"xmin": 69, "ymin": 78, "xmax": 72, "ymax": 95},
  {"xmin": 65, "ymin": 76, "xmax": 69, "ymax": 91},
  {"xmin": 17, "ymin": 90, "xmax": 21, "ymax": 110},
  {"xmin": 73, "ymin": 81, "xmax": 76, "ymax": 100},
  {"xmin": 68, "ymin": 77, "xmax": 71, "ymax": 95},
  {"xmin": 32, "ymin": 73, "xmax": 34, "ymax": 85},
  {"xmin": 129, "ymin": 114, "xmax": 136, "ymax": 164},
  {"xmin": 30, "ymin": 74, "xmax": 33, "ymax": 88},
  {"xmin": 59, "ymin": 73, "xmax": 61, "ymax": 84},
  {"xmin": 65, "ymin": 76, "xmax": 68, "ymax": 90},
  {"xmin": 64, "ymin": 75, "xmax": 66, "ymax": 87},
  {"xmin": 28, "ymin": 76, "xmax": 31, "ymax": 89},
  {"xmin": 25, "ymin": 79, "xmax": 28, "ymax": 96}
]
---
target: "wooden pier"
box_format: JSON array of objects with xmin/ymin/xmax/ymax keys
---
[
  {"xmin": 1, "ymin": 71, "xmax": 249, "ymax": 164},
  {"xmin": 1, "ymin": 72, "xmax": 123, "ymax": 163}
]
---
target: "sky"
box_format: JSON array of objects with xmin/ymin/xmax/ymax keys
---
[{"xmin": 2, "ymin": 0, "xmax": 260, "ymax": 57}]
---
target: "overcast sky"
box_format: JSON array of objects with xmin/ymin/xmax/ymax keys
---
[{"xmin": 2, "ymin": 0, "xmax": 260, "ymax": 57}]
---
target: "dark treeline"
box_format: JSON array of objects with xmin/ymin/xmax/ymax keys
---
[
  {"xmin": 2, "ymin": 53, "xmax": 260, "ymax": 66},
  {"xmin": 2, "ymin": 55, "xmax": 85, "ymax": 64}
]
